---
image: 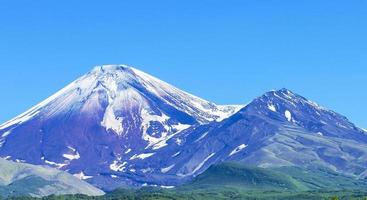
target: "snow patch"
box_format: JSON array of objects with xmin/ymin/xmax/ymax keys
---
[
  {"xmin": 161, "ymin": 164, "xmax": 175, "ymax": 173},
  {"xmin": 161, "ymin": 186, "xmax": 175, "ymax": 189},
  {"xmin": 229, "ymin": 144, "xmax": 248, "ymax": 156},
  {"xmin": 140, "ymin": 109, "xmax": 171, "ymax": 149},
  {"xmin": 73, "ymin": 171, "xmax": 93, "ymax": 180},
  {"xmin": 307, "ymin": 99, "xmax": 329, "ymax": 112},
  {"xmin": 101, "ymin": 106, "xmax": 124, "ymax": 135},
  {"xmin": 140, "ymin": 109, "xmax": 190, "ymax": 150},
  {"xmin": 172, "ymin": 151, "xmax": 181, "ymax": 157},
  {"xmin": 336, "ymin": 122, "xmax": 349, "ymax": 129},
  {"xmin": 141, "ymin": 183, "xmax": 174, "ymax": 189},
  {"xmin": 0, "ymin": 139, "xmax": 4, "ymax": 148},
  {"xmin": 110, "ymin": 161, "xmax": 127, "ymax": 172},
  {"xmin": 44, "ymin": 160, "xmax": 67, "ymax": 169},
  {"xmin": 195, "ymin": 131, "xmax": 209, "ymax": 142},
  {"xmin": 62, "ymin": 153, "xmax": 80, "ymax": 160},
  {"xmin": 285, "ymin": 110, "xmax": 292, "ymax": 122},
  {"xmin": 316, "ymin": 132, "xmax": 324, "ymax": 136},
  {"xmin": 172, "ymin": 123, "xmax": 191, "ymax": 132},
  {"xmin": 190, "ymin": 153, "xmax": 215, "ymax": 175},
  {"xmin": 124, "ymin": 148, "xmax": 132, "ymax": 154},
  {"xmin": 268, "ymin": 104, "xmax": 277, "ymax": 112},
  {"xmin": 130, "ymin": 153, "xmax": 155, "ymax": 160},
  {"xmin": 63, "ymin": 152, "xmax": 80, "ymax": 161},
  {"xmin": 3, "ymin": 156, "xmax": 11, "ymax": 160},
  {"xmin": 175, "ymin": 138, "xmax": 183, "ymax": 145},
  {"xmin": 1, "ymin": 130, "xmax": 12, "ymax": 138},
  {"xmin": 62, "ymin": 146, "xmax": 80, "ymax": 160},
  {"xmin": 213, "ymin": 105, "xmax": 244, "ymax": 122},
  {"xmin": 141, "ymin": 168, "xmax": 152, "ymax": 173}
]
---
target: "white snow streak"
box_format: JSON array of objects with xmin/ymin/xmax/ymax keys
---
[
  {"xmin": 161, "ymin": 164, "xmax": 175, "ymax": 173},
  {"xmin": 161, "ymin": 186, "xmax": 175, "ymax": 189},
  {"xmin": 124, "ymin": 148, "xmax": 132, "ymax": 154},
  {"xmin": 1, "ymin": 130, "xmax": 12, "ymax": 138},
  {"xmin": 44, "ymin": 160, "xmax": 67, "ymax": 169},
  {"xmin": 62, "ymin": 152, "xmax": 80, "ymax": 160},
  {"xmin": 73, "ymin": 171, "xmax": 93, "ymax": 180},
  {"xmin": 172, "ymin": 151, "xmax": 181, "ymax": 157},
  {"xmin": 62, "ymin": 147, "xmax": 80, "ymax": 160},
  {"xmin": 191, "ymin": 153, "xmax": 215, "ymax": 175},
  {"xmin": 229, "ymin": 144, "xmax": 248, "ymax": 156},
  {"xmin": 195, "ymin": 131, "xmax": 209, "ymax": 142},
  {"xmin": 130, "ymin": 153, "xmax": 155, "ymax": 160}
]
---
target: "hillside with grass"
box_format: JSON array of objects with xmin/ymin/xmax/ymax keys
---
[{"xmin": 4, "ymin": 163, "xmax": 367, "ymax": 200}]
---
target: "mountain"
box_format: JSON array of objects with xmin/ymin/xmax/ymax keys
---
[
  {"xmin": 1, "ymin": 65, "xmax": 367, "ymax": 191},
  {"xmin": 0, "ymin": 65, "xmax": 242, "ymax": 190},
  {"xmin": 157, "ymin": 88, "xmax": 367, "ymax": 180},
  {"xmin": 0, "ymin": 158, "xmax": 104, "ymax": 198}
]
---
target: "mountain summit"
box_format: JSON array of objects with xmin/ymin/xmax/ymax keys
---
[{"xmin": 0, "ymin": 65, "xmax": 240, "ymax": 131}]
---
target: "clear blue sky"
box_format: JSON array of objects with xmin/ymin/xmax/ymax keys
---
[{"xmin": 0, "ymin": 0, "xmax": 366, "ymax": 128}]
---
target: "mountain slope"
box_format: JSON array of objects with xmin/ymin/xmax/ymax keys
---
[
  {"xmin": 188, "ymin": 163, "xmax": 367, "ymax": 191},
  {"xmin": 0, "ymin": 158, "xmax": 104, "ymax": 197},
  {"xmin": 0, "ymin": 65, "xmax": 242, "ymax": 190},
  {"xmin": 189, "ymin": 163, "xmax": 303, "ymax": 191}
]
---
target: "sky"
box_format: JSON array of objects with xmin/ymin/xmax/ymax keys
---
[{"xmin": 0, "ymin": 0, "xmax": 366, "ymax": 128}]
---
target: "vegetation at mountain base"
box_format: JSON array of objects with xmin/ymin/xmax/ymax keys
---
[
  {"xmin": 2, "ymin": 163, "xmax": 367, "ymax": 200},
  {"xmin": 4, "ymin": 189, "xmax": 367, "ymax": 200}
]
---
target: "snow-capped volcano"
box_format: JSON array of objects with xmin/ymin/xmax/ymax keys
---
[
  {"xmin": 0, "ymin": 65, "xmax": 242, "ymax": 189},
  {"xmin": 0, "ymin": 65, "xmax": 241, "ymax": 132}
]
